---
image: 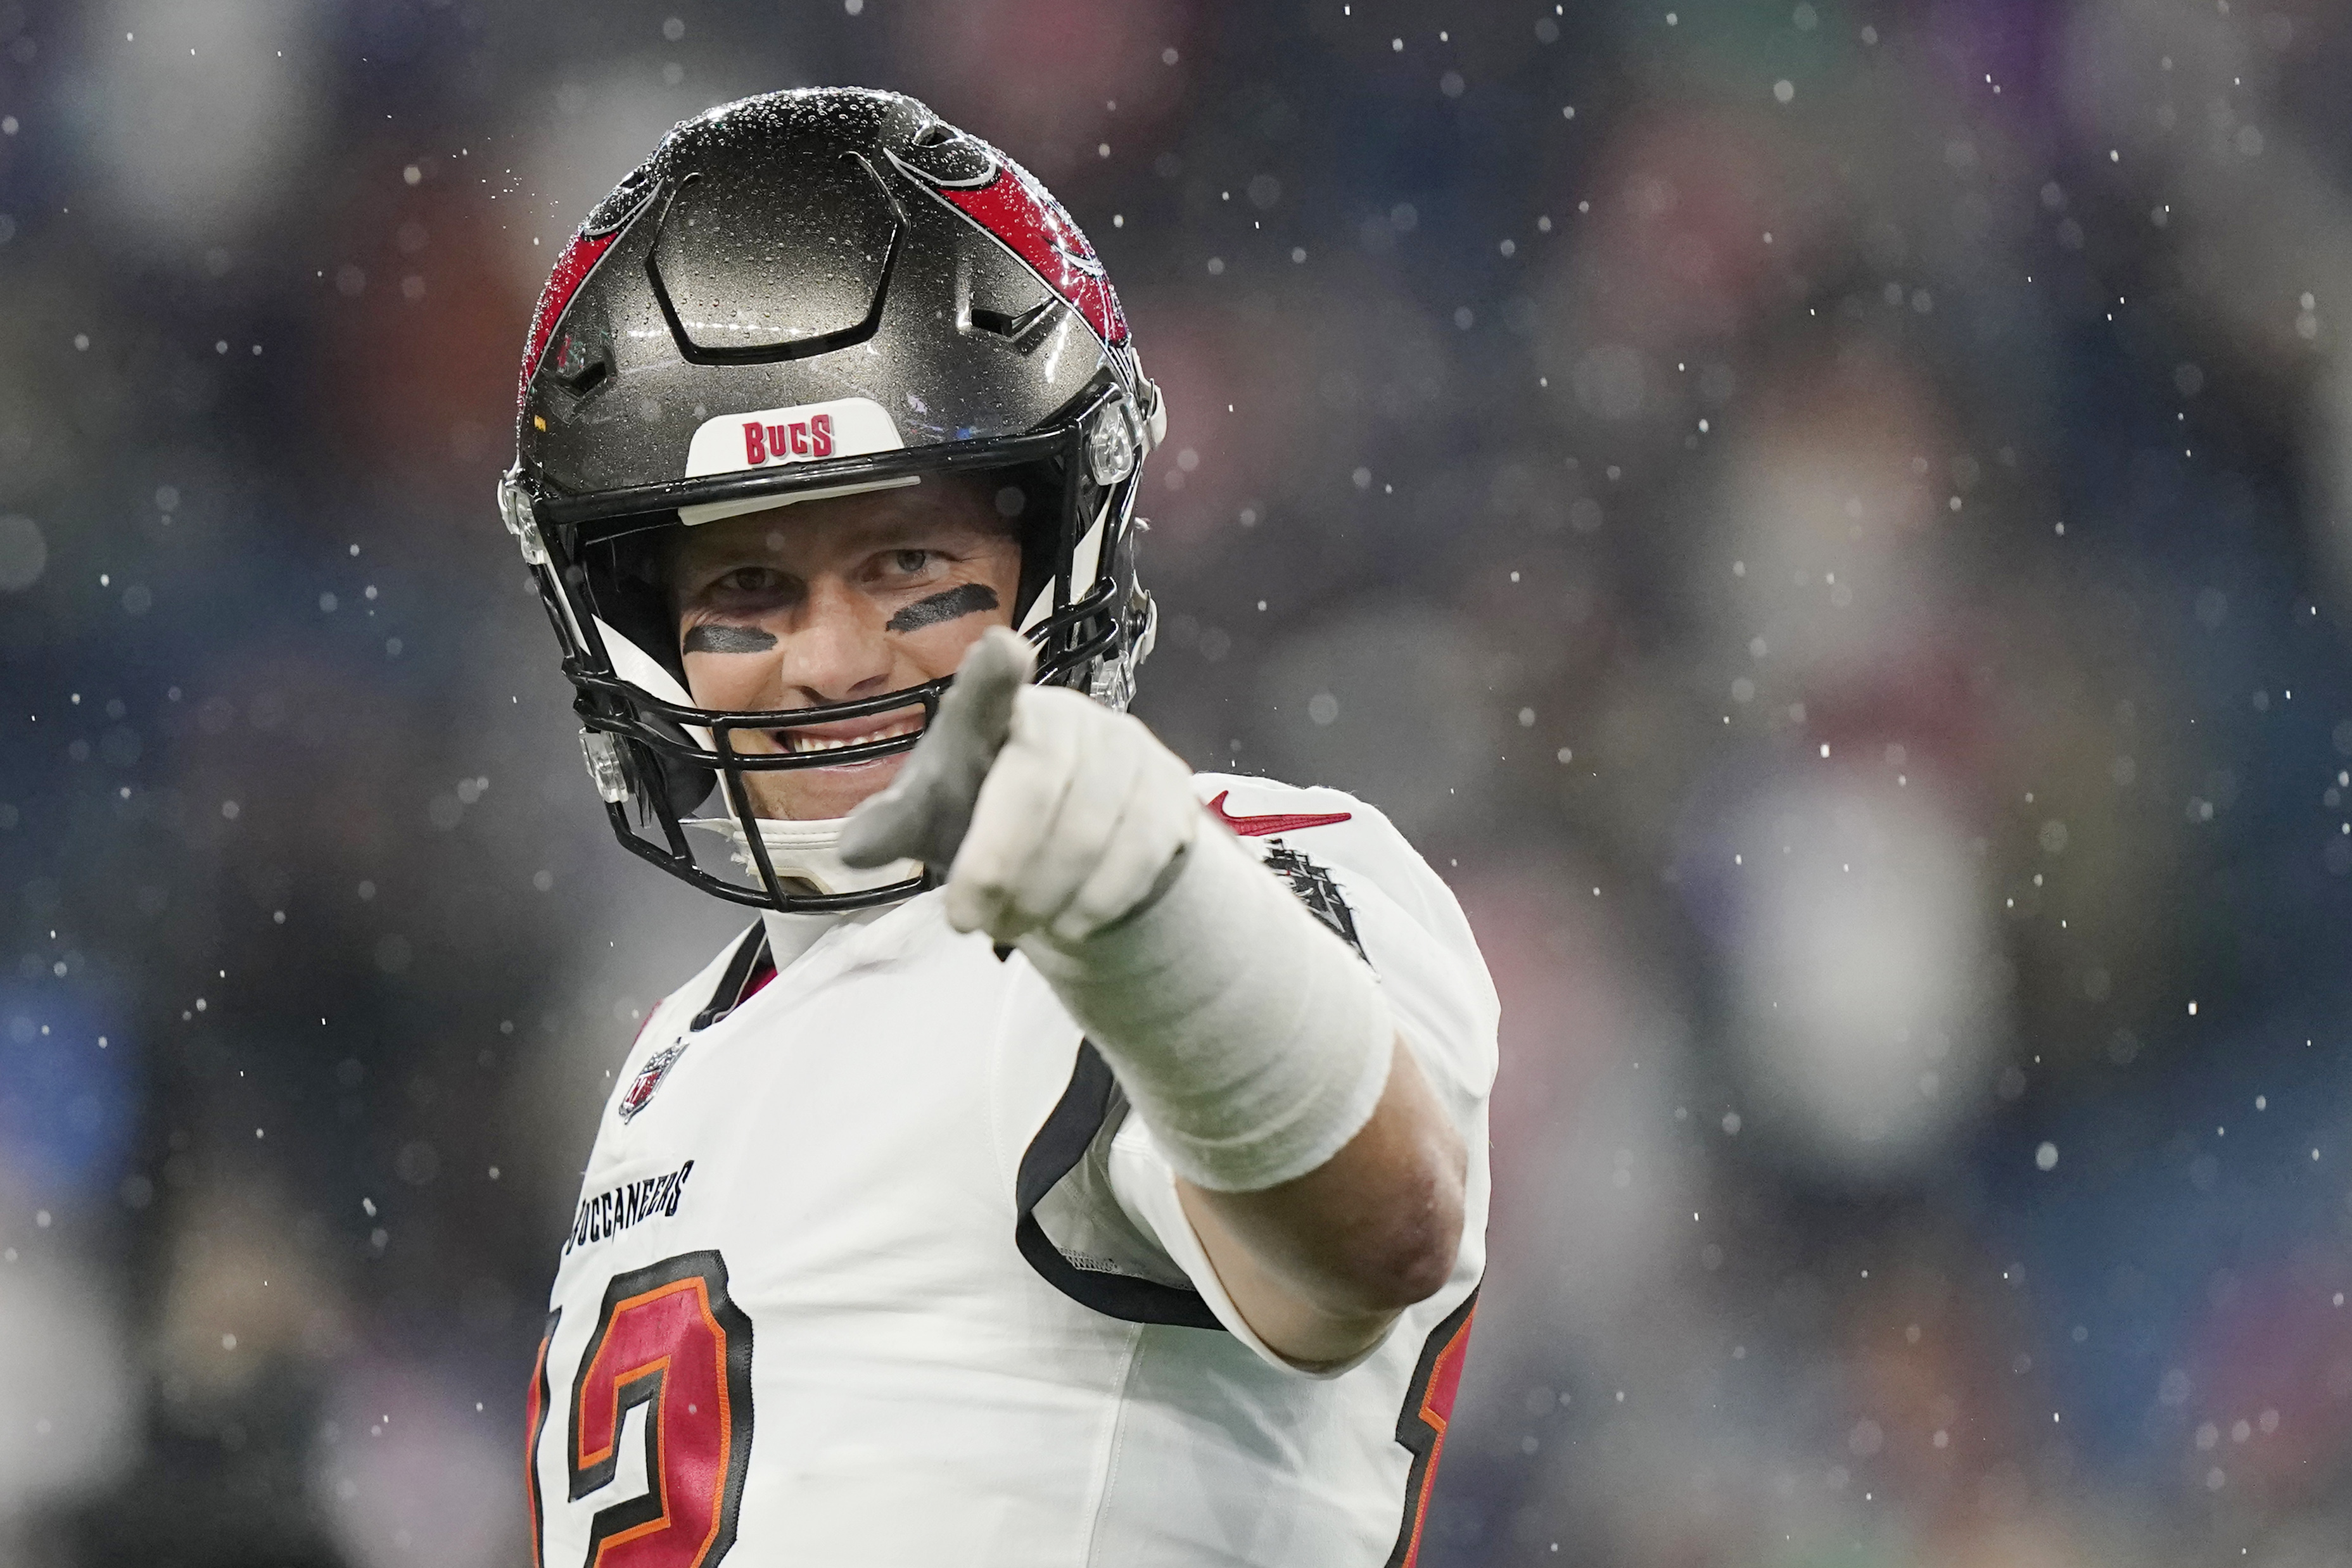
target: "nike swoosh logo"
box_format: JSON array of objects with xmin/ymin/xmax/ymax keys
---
[{"xmin": 1206, "ymin": 791, "xmax": 1352, "ymax": 837}]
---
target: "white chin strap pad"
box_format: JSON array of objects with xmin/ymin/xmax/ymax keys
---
[{"xmin": 684, "ymin": 812, "xmax": 921, "ymax": 897}]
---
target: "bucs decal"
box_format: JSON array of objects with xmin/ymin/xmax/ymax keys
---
[
  {"xmin": 740, "ymin": 413, "xmax": 833, "ymax": 466},
  {"xmin": 682, "ymin": 396, "xmax": 902, "ymax": 483}
]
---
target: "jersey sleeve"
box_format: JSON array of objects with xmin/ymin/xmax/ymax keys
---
[
  {"xmin": 1053, "ymin": 775, "xmax": 1500, "ymax": 1376},
  {"xmin": 1179, "ymin": 775, "xmax": 1499, "ymax": 1149}
]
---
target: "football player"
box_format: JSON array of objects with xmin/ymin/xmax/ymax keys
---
[{"xmin": 504, "ymin": 89, "xmax": 1497, "ymax": 1567}]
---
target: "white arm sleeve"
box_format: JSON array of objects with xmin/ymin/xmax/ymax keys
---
[{"xmin": 1097, "ymin": 778, "xmax": 1500, "ymax": 1375}]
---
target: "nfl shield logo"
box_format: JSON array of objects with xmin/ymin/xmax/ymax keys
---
[{"xmin": 618, "ymin": 1040, "xmax": 687, "ymax": 1123}]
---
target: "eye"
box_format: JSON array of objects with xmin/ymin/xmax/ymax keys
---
[
  {"xmin": 891, "ymin": 549, "xmax": 932, "ymax": 574},
  {"xmin": 715, "ymin": 566, "xmax": 784, "ymax": 595}
]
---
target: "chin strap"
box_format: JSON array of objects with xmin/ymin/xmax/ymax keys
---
[{"xmin": 683, "ymin": 812, "xmax": 924, "ymax": 897}]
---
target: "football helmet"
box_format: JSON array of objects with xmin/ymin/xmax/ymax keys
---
[{"xmin": 499, "ymin": 88, "xmax": 1164, "ymax": 913}]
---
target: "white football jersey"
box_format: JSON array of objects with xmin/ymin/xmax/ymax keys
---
[{"xmin": 527, "ymin": 774, "xmax": 1497, "ymax": 1568}]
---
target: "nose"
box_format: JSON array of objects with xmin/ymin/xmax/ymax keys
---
[{"xmin": 777, "ymin": 574, "xmax": 896, "ymax": 705}]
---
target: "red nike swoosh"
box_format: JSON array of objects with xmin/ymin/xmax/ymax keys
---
[{"xmin": 1206, "ymin": 790, "xmax": 1353, "ymax": 837}]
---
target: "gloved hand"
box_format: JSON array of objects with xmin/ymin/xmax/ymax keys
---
[
  {"xmin": 838, "ymin": 627, "xmax": 1202, "ymax": 947},
  {"xmin": 846, "ymin": 626, "xmax": 1394, "ymax": 1194}
]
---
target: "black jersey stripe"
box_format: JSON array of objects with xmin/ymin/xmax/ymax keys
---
[
  {"xmin": 690, "ymin": 923, "xmax": 773, "ymax": 1032},
  {"xmin": 1014, "ymin": 1041, "xmax": 1226, "ymax": 1331},
  {"xmin": 524, "ymin": 1308, "xmax": 560, "ymax": 1568},
  {"xmin": 1383, "ymin": 1284, "xmax": 1480, "ymax": 1568}
]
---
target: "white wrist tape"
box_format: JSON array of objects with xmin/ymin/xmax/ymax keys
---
[{"xmin": 1019, "ymin": 822, "xmax": 1395, "ymax": 1194}]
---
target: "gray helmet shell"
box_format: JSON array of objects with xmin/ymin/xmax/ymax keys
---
[{"xmin": 499, "ymin": 87, "xmax": 1162, "ymax": 913}]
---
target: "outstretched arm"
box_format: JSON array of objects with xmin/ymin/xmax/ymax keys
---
[
  {"xmin": 1176, "ymin": 1039, "xmax": 1463, "ymax": 1365},
  {"xmin": 841, "ymin": 629, "xmax": 1465, "ymax": 1365}
]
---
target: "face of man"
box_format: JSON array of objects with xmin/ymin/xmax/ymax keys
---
[{"xmin": 668, "ymin": 475, "xmax": 1024, "ymax": 822}]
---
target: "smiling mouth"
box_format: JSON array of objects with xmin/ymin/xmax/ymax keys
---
[{"xmin": 775, "ymin": 716, "xmax": 924, "ymax": 759}]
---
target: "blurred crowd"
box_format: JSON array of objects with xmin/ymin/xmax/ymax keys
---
[{"xmin": 6, "ymin": 0, "xmax": 2352, "ymax": 1563}]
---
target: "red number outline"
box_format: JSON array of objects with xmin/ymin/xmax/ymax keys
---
[{"xmin": 563, "ymin": 1251, "xmax": 755, "ymax": 1568}]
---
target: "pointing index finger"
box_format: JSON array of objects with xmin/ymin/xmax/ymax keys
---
[{"xmin": 836, "ymin": 626, "xmax": 1035, "ymax": 869}]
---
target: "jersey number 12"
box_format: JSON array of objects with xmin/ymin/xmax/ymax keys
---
[{"xmin": 528, "ymin": 1251, "xmax": 756, "ymax": 1568}]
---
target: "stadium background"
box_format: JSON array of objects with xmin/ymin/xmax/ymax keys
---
[{"xmin": 6, "ymin": 0, "xmax": 2352, "ymax": 1562}]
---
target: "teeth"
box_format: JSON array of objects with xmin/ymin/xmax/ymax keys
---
[{"xmin": 784, "ymin": 718, "xmax": 920, "ymax": 755}]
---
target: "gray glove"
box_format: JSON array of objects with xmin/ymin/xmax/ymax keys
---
[
  {"xmin": 842, "ymin": 623, "xmax": 1202, "ymax": 945},
  {"xmin": 837, "ymin": 626, "xmax": 1034, "ymax": 873}
]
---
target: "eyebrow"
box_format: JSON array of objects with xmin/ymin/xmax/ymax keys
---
[{"xmin": 886, "ymin": 583, "xmax": 998, "ymax": 635}]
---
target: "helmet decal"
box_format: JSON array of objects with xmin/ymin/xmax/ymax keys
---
[
  {"xmin": 683, "ymin": 396, "xmax": 903, "ymax": 481},
  {"xmin": 898, "ymin": 151, "xmax": 1129, "ymax": 349},
  {"xmin": 516, "ymin": 186, "xmax": 655, "ymax": 412},
  {"xmin": 518, "ymin": 229, "xmax": 616, "ymax": 411},
  {"xmin": 676, "ymin": 396, "xmax": 912, "ymax": 526}
]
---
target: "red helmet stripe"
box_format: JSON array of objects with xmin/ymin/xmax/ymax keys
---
[
  {"xmin": 518, "ymin": 227, "xmax": 619, "ymax": 410},
  {"xmin": 938, "ymin": 162, "xmax": 1128, "ymax": 347}
]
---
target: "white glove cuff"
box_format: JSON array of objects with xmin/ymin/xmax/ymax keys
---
[{"xmin": 1019, "ymin": 823, "xmax": 1395, "ymax": 1193}]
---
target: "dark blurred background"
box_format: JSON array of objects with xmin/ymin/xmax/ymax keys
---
[{"xmin": 6, "ymin": 0, "xmax": 2352, "ymax": 1563}]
